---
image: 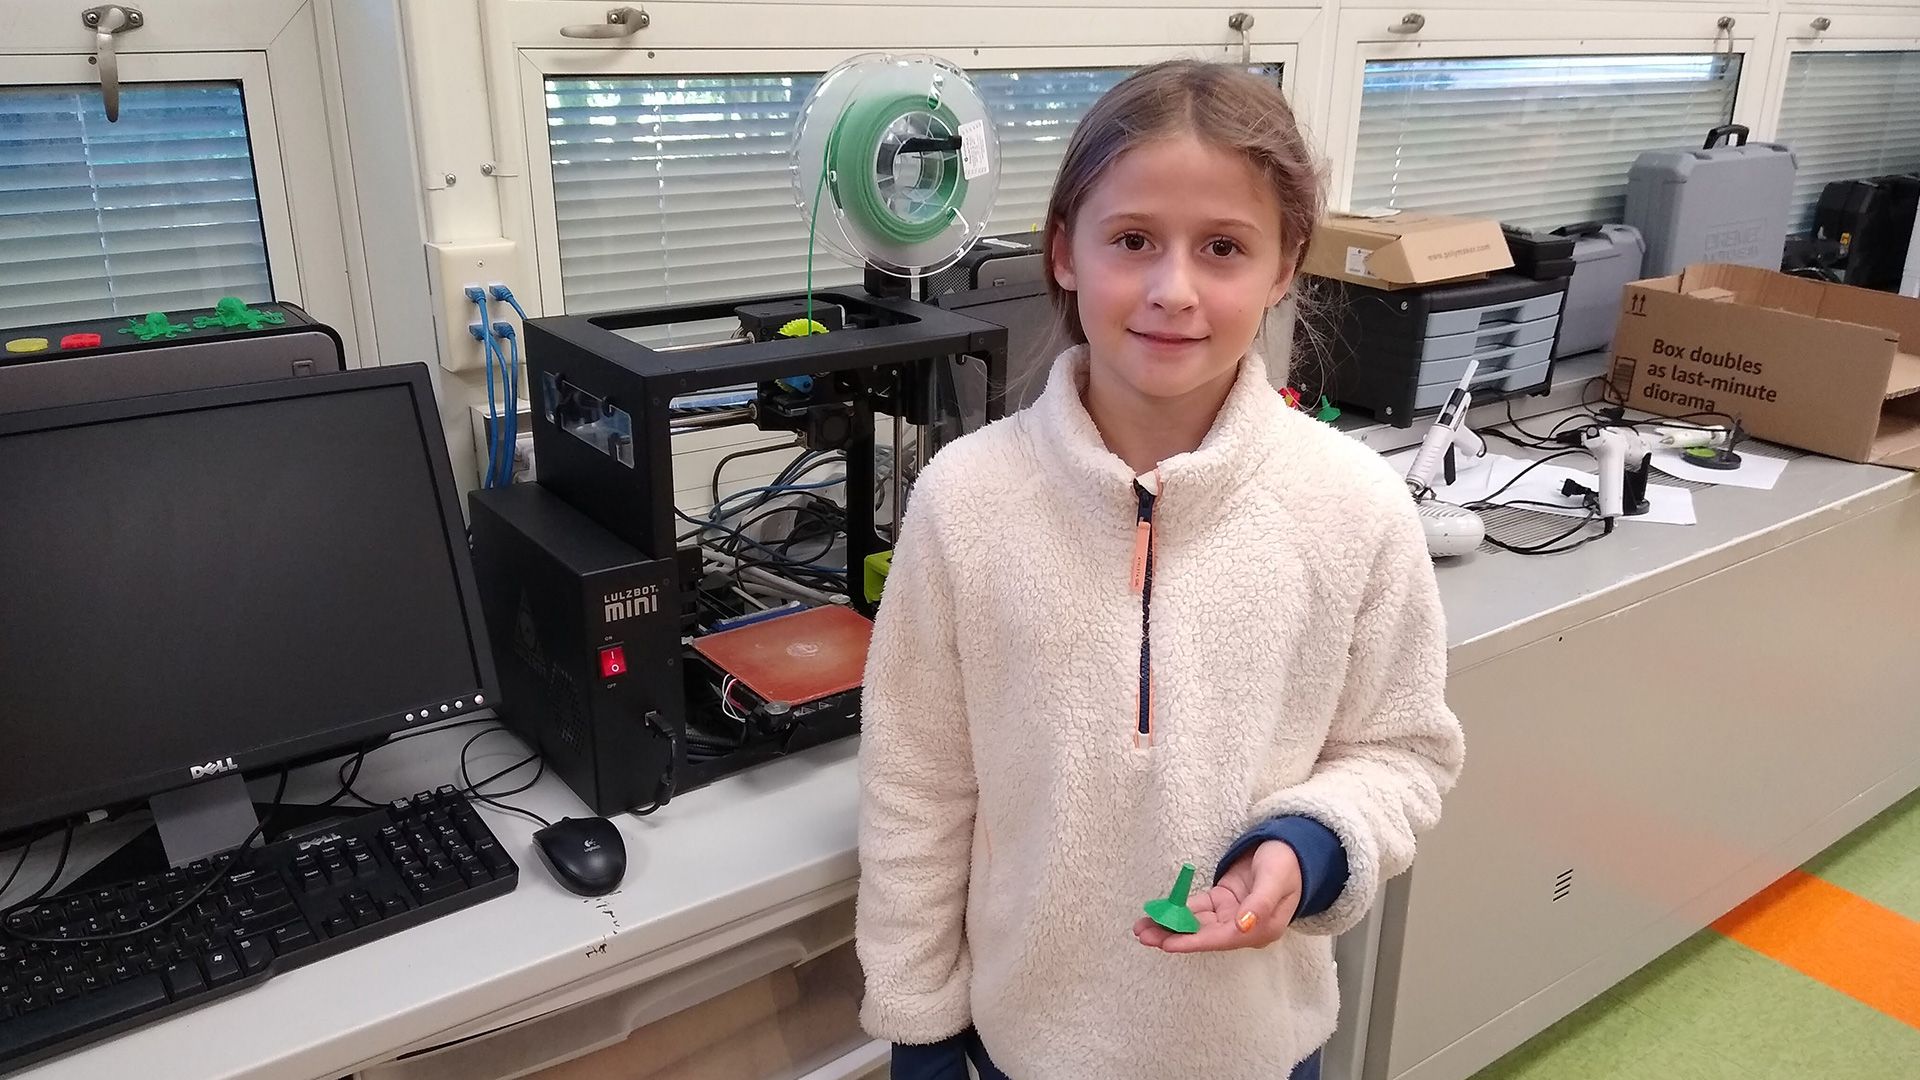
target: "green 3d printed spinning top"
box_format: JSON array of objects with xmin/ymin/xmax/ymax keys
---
[{"xmin": 1144, "ymin": 863, "xmax": 1201, "ymax": 934}]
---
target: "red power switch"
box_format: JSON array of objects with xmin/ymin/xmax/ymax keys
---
[
  {"xmin": 598, "ymin": 645, "xmax": 627, "ymax": 678},
  {"xmin": 60, "ymin": 333, "xmax": 102, "ymax": 350}
]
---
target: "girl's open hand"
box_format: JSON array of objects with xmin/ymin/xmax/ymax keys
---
[{"xmin": 1133, "ymin": 840, "xmax": 1301, "ymax": 953}]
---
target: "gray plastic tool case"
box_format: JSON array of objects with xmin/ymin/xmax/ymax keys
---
[
  {"xmin": 1552, "ymin": 223, "xmax": 1646, "ymax": 358},
  {"xmin": 1625, "ymin": 125, "xmax": 1796, "ymax": 277}
]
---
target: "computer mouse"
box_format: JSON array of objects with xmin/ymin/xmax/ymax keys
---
[{"xmin": 532, "ymin": 816, "xmax": 627, "ymax": 896}]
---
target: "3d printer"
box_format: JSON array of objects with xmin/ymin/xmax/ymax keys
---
[{"xmin": 468, "ymin": 53, "xmax": 1012, "ymax": 816}]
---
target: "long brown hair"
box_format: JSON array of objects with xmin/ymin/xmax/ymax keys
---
[{"xmin": 1042, "ymin": 60, "xmax": 1324, "ymax": 348}]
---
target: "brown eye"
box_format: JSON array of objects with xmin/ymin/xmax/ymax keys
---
[
  {"xmin": 1117, "ymin": 232, "xmax": 1148, "ymax": 252},
  {"xmin": 1209, "ymin": 238, "xmax": 1241, "ymax": 257}
]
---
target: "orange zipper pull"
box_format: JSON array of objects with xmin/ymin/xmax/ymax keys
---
[{"xmin": 1131, "ymin": 518, "xmax": 1151, "ymax": 593}]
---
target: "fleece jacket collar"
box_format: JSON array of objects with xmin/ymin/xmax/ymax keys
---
[{"xmin": 1029, "ymin": 344, "xmax": 1287, "ymax": 526}]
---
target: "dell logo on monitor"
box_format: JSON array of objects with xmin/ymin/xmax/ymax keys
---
[{"xmin": 189, "ymin": 757, "xmax": 239, "ymax": 780}]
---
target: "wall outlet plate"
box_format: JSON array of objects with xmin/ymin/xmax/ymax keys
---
[{"xmin": 428, "ymin": 240, "xmax": 520, "ymax": 374}]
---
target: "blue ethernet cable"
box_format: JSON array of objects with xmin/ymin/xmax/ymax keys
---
[
  {"xmin": 465, "ymin": 320, "xmax": 500, "ymax": 487},
  {"xmin": 486, "ymin": 284, "xmax": 532, "ymax": 324},
  {"xmin": 491, "ymin": 321, "xmax": 521, "ymax": 484},
  {"xmin": 472, "ymin": 290, "xmax": 512, "ymax": 488}
]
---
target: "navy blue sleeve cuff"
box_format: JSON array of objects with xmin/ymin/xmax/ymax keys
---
[
  {"xmin": 1213, "ymin": 815, "xmax": 1351, "ymax": 921},
  {"xmin": 890, "ymin": 1032, "xmax": 971, "ymax": 1080}
]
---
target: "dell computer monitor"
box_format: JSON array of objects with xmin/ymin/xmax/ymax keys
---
[{"xmin": 0, "ymin": 364, "xmax": 496, "ymax": 837}]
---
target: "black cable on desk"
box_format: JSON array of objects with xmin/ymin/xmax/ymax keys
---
[
  {"xmin": 6, "ymin": 770, "xmax": 290, "ymax": 945},
  {"xmin": 1498, "ymin": 400, "xmax": 1565, "ymax": 449},
  {"xmin": 1474, "ymin": 449, "xmax": 1591, "ymax": 505},
  {"xmin": 0, "ymin": 833, "xmax": 42, "ymax": 909},
  {"xmin": 0, "ymin": 827, "xmax": 74, "ymax": 927},
  {"xmin": 1455, "ymin": 448, "xmax": 1621, "ymax": 556},
  {"xmin": 457, "ymin": 728, "xmax": 552, "ymax": 830},
  {"xmin": 1496, "ymin": 382, "xmax": 1736, "ymax": 453},
  {"xmin": 1472, "ymin": 506, "xmax": 1614, "ymax": 556},
  {"xmin": 330, "ymin": 717, "xmax": 504, "ymax": 808},
  {"xmin": 0, "ymin": 820, "xmax": 74, "ymax": 869}
]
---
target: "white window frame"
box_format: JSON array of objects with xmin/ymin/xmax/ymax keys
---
[
  {"xmin": 1321, "ymin": 7, "xmax": 1775, "ymax": 214},
  {"xmin": 1, "ymin": 0, "xmax": 358, "ymax": 363},
  {"xmin": 484, "ymin": 2, "xmax": 1313, "ymax": 319},
  {"xmin": 1752, "ymin": 12, "xmax": 1920, "ymax": 138}
]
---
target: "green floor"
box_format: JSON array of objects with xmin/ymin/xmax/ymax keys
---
[{"xmin": 1470, "ymin": 790, "xmax": 1920, "ymax": 1080}]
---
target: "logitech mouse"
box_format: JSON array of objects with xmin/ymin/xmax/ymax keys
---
[{"xmin": 533, "ymin": 816, "xmax": 626, "ymax": 896}]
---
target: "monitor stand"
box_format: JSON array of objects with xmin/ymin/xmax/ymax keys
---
[
  {"xmin": 153, "ymin": 774, "xmax": 260, "ymax": 867},
  {"xmin": 68, "ymin": 775, "xmax": 371, "ymax": 892}
]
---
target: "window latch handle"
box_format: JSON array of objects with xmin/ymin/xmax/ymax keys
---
[
  {"xmin": 81, "ymin": 5, "xmax": 144, "ymax": 122},
  {"xmin": 1228, "ymin": 13, "xmax": 1255, "ymax": 65},
  {"xmin": 560, "ymin": 6, "xmax": 649, "ymax": 39}
]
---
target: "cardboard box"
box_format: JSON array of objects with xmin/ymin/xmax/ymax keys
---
[
  {"xmin": 1303, "ymin": 210, "xmax": 1513, "ymax": 289},
  {"xmin": 1608, "ymin": 264, "xmax": 1920, "ymax": 469}
]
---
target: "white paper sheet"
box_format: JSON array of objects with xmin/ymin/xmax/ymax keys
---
[
  {"xmin": 1650, "ymin": 447, "xmax": 1789, "ymax": 490},
  {"xmin": 1384, "ymin": 449, "xmax": 1532, "ymax": 504}
]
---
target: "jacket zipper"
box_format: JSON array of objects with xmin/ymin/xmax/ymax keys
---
[{"xmin": 1130, "ymin": 471, "xmax": 1161, "ymax": 748}]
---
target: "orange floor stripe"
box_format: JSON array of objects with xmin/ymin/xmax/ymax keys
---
[{"xmin": 1712, "ymin": 869, "xmax": 1920, "ymax": 1031}]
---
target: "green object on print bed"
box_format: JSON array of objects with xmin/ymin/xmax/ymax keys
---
[{"xmin": 864, "ymin": 550, "xmax": 893, "ymax": 604}]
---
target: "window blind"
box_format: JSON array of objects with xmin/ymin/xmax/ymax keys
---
[
  {"xmin": 974, "ymin": 67, "xmax": 1132, "ymax": 237},
  {"xmin": 547, "ymin": 67, "xmax": 1284, "ymax": 317},
  {"xmin": 1352, "ymin": 54, "xmax": 1741, "ymax": 231},
  {"xmin": 545, "ymin": 75, "xmax": 852, "ymax": 317},
  {"xmin": 974, "ymin": 65, "xmax": 1284, "ymax": 237},
  {"xmin": 1775, "ymin": 50, "xmax": 1920, "ymax": 232},
  {"xmin": 0, "ymin": 82, "xmax": 270, "ymax": 330}
]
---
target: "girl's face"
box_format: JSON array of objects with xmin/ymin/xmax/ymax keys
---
[{"xmin": 1051, "ymin": 134, "xmax": 1294, "ymax": 406}]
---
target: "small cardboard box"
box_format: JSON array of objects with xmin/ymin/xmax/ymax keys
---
[
  {"xmin": 1303, "ymin": 210, "xmax": 1514, "ymax": 289},
  {"xmin": 1608, "ymin": 264, "xmax": 1920, "ymax": 469}
]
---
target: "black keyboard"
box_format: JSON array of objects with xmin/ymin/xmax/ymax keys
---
[{"xmin": 0, "ymin": 786, "xmax": 517, "ymax": 1074}]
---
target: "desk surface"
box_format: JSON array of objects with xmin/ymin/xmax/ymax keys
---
[{"xmin": 9, "ymin": 413, "xmax": 1914, "ymax": 1080}]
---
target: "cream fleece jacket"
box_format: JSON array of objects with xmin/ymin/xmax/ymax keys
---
[{"xmin": 856, "ymin": 345, "xmax": 1464, "ymax": 1078}]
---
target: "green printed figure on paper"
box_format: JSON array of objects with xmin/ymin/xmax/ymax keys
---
[
  {"xmin": 118, "ymin": 312, "xmax": 194, "ymax": 341},
  {"xmin": 194, "ymin": 297, "xmax": 286, "ymax": 331}
]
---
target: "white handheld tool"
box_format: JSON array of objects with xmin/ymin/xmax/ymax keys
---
[
  {"xmin": 1650, "ymin": 424, "xmax": 1727, "ymax": 449},
  {"xmin": 1406, "ymin": 361, "xmax": 1487, "ymax": 558},
  {"xmin": 1581, "ymin": 426, "xmax": 1652, "ymax": 518},
  {"xmin": 1405, "ymin": 361, "xmax": 1485, "ymax": 493}
]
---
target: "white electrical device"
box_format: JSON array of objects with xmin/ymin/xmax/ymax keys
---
[
  {"xmin": 1404, "ymin": 361, "xmax": 1487, "ymax": 558},
  {"xmin": 1580, "ymin": 426, "xmax": 1655, "ymax": 518}
]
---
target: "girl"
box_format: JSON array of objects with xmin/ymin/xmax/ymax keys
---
[{"xmin": 856, "ymin": 60, "xmax": 1464, "ymax": 1079}]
